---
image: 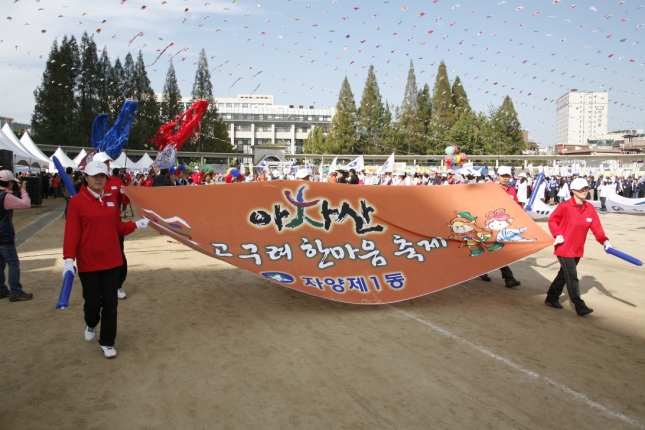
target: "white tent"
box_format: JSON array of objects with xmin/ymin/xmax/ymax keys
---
[
  {"xmin": 50, "ymin": 147, "xmax": 77, "ymax": 171},
  {"xmin": 111, "ymin": 152, "xmax": 137, "ymax": 169},
  {"xmin": 72, "ymin": 148, "xmax": 88, "ymax": 165},
  {"xmin": 19, "ymin": 131, "xmax": 53, "ymax": 166},
  {"xmin": 130, "ymin": 152, "xmax": 154, "ymax": 170},
  {"xmin": 2, "ymin": 124, "xmax": 49, "ymax": 166},
  {"xmin": 0, "ymin": 128, "xmax": 39, "ymax": 168}
]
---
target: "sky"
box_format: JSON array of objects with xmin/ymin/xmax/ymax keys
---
[{"xmin": 1, "ymin": 0, "xmax": 643, "ymax": 148}]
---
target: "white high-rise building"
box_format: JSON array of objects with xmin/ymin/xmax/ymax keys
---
[{"xmin": 555, "ymin": 90, "xmax": 608, "ymax": 145}]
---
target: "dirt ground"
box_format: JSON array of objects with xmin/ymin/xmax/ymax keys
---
[{"xmin": 1, "ymin": 196, "xmax": 644, "ymax": 430}]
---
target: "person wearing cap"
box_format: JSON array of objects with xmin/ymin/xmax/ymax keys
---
[
  {"xmin": 225, "ymin": 168, "xmax": 243, "ymax": 183},
  {"xmin": 478, "ymin": 166, "xmax": 522, "ymax": 288},
  {"xmin": 63, "ymin": 161, "xmax": 150, "ymax": 358},
  {"xmin": 516, "ymin": 173, "xmax": 529, "ymax": 207},
  {"xmin": 152, "ymin": 168, "xmax": 174, "ymax": 187},
  {"xmin": 295, "ymin": 168, "xmax": 311, "ymax": 181},
  {"xmin": 544, "ymin": 177, "xmax": 610, "ymax": 317},
  {"xmin": 0, "ymin": 170, "xmax": 33, "ymax": 302}
]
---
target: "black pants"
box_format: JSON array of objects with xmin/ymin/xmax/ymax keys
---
[
  {"xmin": 546, "ymin": 257, "xmax": 588, "ymax": 312},
  {"xmin": 118, "ymin": 235, "xmax": 127, "ymax": 289},
  {"xmin": 79, "ymin": 267, "xmax": 120, "ymax": 347},
  {"xmin": 500, "ymin": 265, "xmax": 514, "ymax": 280}
]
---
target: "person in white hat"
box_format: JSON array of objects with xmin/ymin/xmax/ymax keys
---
[
  {"xmin": 0, "ymin": 170, "xmax": 33, "ymax": 302},
  {"xmin": 92, "ymin": 152, "xmax": 132, "ymax": 299},
  {"xmin": 295, "ymin": 168, "xmax": 311, "ymax": 181},
  {"xmin": 63, "ymin": 161, "xmax": 150, "ymax": 358},
  {"xmin": 544, "ymin": 177, "xmax": 610, "ymax": 316},
  {"xmin": 478, "ymin": 166, "xmax": 522, "ymax": 288}
]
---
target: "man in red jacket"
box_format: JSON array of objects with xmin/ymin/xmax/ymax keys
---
[
  {"xmin": 479, "ymin": 166, "xmax": 522, "ymax": 288},
  {"xmin": 544, "ymin": 178, "xmax": 609, "ymax": 316},
  {"xmin": 93, "ymin": 152, "xmax": 131, "ymax": 300}
]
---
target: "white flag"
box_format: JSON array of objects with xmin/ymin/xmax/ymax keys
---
[
  {"xmin": 375, "ymin": 153, "xmax": 395, "ymax": 175},
  {"xmin": 329, "ymin": 156, "xmax": 339, "ymax": 173},
  {"xmin": 304, "ymin": 158, "xmax": 312, "ymax": 174},
  {"xmin": 346, "ymin": 154, "xmax": 364, "ymax": 171}
]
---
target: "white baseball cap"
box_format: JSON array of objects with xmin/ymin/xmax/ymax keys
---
[
  {"xmin": 295, "ymin": 168, "xmax": 310, "ymax": 179},
  {"xmin": 84, "ymin": 161, "xmax": 109, "ymax": 176},
  {"xmin": 497, "ymin": 166, "xmax": 512, "ymax": 176},
  {"xmin": 570, "ymin": 178, "xmax": 589, "ymax": 191},
  {"xmin": 92, "ymin": 152, "xmax": 114, "ymax": 163},
  {"xmin": 0, "ymin": 170, "xmax": 21, "ymax": 183}
]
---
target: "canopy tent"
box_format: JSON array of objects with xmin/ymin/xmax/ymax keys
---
[
  {"xmin": 49, "ymin": 147, "xmax": 77, "ymax": 171},
  {"xmin": 19, "ymin": 131, "xmax": 53, "ymax": 166},
  {"xmin": 72, "ymin": 148, "xmax": 88, "ymax": 165},
  {"xmin": 111, "ymin": 152, "xmax": 137, "ymax": 169},
  {"xmin": 129, "ymin": 152, "xmax": 154, "ymax": 170},
  {"xmin": 0, "ymin": 128, "xmax": 41, "ymax": 168},
  {"xmin": 2, "ymin": 124, "xmax": 49, "ymax": 166}
]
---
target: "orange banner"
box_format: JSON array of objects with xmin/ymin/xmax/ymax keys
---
[{"xmin": 125, "ymin": 182, "xmax": 552, "ymax": 304}]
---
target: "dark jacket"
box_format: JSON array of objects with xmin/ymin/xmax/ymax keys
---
[{"xmin": 152, "ymin": 175, "xmax": 174, "ymax": 187}]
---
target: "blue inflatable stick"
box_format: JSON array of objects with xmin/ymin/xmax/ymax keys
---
[
  {"xmin": 524, "ymin": 172, "xmax": 544, "ymax": 212},
  {"xmin": 605, "ymin": 247, "xmax": 643, "ymax": 266},
  {"xmin": 52, "ymin": 156, "xmax": 78, "ymax": 309}
]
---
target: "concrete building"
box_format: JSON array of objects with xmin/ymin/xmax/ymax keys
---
[
  {"xmin": 156, "ymin": 94, "xmax": 333, "ymax": 162},
  {"xmin": 555, "ymin": 90, "xmax": 608, "ymax": 150}
]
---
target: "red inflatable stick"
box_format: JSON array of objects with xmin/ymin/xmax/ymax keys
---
[{"xmin": 150, "ymin": 99, "xmax": 209, "ymax": 151}]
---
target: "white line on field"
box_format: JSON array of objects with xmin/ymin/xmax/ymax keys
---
[{"xmin": 393, "ymin": 307, "xmax": 644, "ymax": 430}]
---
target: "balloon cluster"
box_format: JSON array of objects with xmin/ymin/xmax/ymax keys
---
[{"xmin": 444, "ymin": 146, "xmax": 468, "ymax": 169}]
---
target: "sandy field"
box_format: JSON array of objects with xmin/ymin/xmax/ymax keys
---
[{"xmin": 1, "ymin": 196, "xmax": 643, "ymax": 430}]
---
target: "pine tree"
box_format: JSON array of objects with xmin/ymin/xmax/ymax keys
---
[
  {"xmin": 96, "ymin": 47, "xmax": 112, "ymax": 115},
  {"xmin": 127, "ymin": 51, "xmax": 160, "ymax": 151},
  {"xmin": 431, "ymin": 61, "xmax": 456, "ymax": 128},
  {"xmin": 357, "ymin": 65, "xmax": 385, "ymax": 154},
  {"xmin": 107, "ymin": 57, "xmax": 126, "ymax": 119},
  {"xmin": 490, "ymin": 96, "xmax": 525, "ymax": 154},
  {"xmin": 303, "ymin": 124, "xmax": 326, "ymax": 154},
  {"xmin": 161, "ymin": 61, "xmax": 182, "ymax": 122},
  {"xmin": 76, "ymin": 32, "xmax": 101, "ymax": 146},
  {"xmin": 414, "ymin": 83, "xmax": 432, "ymax": 154},
  {"xmin": 398, "ymin": 61, "xmax": 423, "ymax": 153},
  {"xmin": 325, "ymin": 76, "xmax": 358, "ymax": 154},
  {"xmin": 32, "ymin": 36, "xmax": 81, "ymax": 147},
  {"xmin": 451, "ymin": 76, "xmax": 471, "ymax": 114},
  {"xmin": 123, "ymin": 53, "xmax": 135, "ymax": 97},
  {"xmin": 189, "ymin": 49, "xmax": 231, "ymax": 153}
]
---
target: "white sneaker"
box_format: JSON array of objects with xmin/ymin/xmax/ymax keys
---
[
  {"xmin": 85, "ymin": 326, "xmax": 96, "ymax": 341},
  {"xmin": 100, "ymin": 345, "xmax": 117, "ymax": 359},
  {"xmin": 117, "ymin": 288, "xmax": 127, "ymax": 299}
]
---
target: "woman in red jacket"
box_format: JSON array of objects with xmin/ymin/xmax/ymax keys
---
[
  {"xmin": 62, "ymin": 161, "xmax": 149, "ymax": 358},
  {"xmin": 544, "ymin": 178, "xmax": 610, "ymax": 317}
]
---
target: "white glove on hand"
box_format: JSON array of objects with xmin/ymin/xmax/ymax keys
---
[
  {"xmin": 603, "ymin": 240, "xmax": 612, "ymax": 250},
  {"xmin": 62, "ymin": 258, "xmax": 75, "ymax": 278},
  {"xmin": 135, "ymin": 218, "xmax": 150, "ymax": 229},
  {"xmin": 554, "ymin": 235, "xmax": 565, "ymax": 246}
]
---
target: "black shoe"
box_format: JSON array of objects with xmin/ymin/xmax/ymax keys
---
[
  {"xmin": 479, "ymin": 274, "xmax": 491, "ymax": 282},
  {"xmin": 505, "ymin": 278, "xmax": 521, "ymax": 288},
  {"xmin": 0, "ymin": 291, "xmax": 10, "ymax": 299},
  {"xmin": 9, "ymin": 292, "xmax": 33, "ymax": 302},
  {"xmin": 544, "ymin": 299, "xmax": 563, "ymax": 309},
  {"xmin": 577, "ymin": 308, "xmax": 594, "ymax": 317}
]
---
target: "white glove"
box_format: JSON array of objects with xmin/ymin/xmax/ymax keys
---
[
  {"xmin": 603, "ymin": 240, "xmax": 612, "ymax": 250},
  {"xmin": 62, "ymin": 258, "xmax": 75, "ymax": 278},
  {"xmin": 554, "ymin": 235, "xmax": 565, "ymax": 246},
  {"xmin": 135, "ymin": 218, "xmax": 150, "ymax": 229}
]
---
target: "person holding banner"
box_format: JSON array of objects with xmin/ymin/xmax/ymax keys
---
[
  {"xmin": 93, "ymin": 152, "xmax": 133, "ymax": 300},
  {"xmin": 544, "ymin": 178, "xmax": 610, "ymax": 317},
  {"xmin": 63, "ymin": 161, "xmax": 149, "ymax": 358}
]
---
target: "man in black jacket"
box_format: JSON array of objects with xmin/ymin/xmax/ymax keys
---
[{"xmin": 152, "ymin": 169, "xmax": 175, "ymax": 187}]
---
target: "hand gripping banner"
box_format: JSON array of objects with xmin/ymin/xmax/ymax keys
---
[{"xmin": 125, "ymin": 182, "xmax": 552, "ymax": 304}]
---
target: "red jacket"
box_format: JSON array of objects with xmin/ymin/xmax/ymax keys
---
[
  {"xmin": 548, "ymin": 198, "xmax": 608, "ymax": 258},
  {"xmin": 499, "ymin": 182, "xmax": 520, "ymax": 205},
  {"xmin": 104, "ymin": 175, "xmax": 130, "ymax": 206},
  {"xmin": 64, "ymin": 187, "xmax": 137, "ymax": 272}
]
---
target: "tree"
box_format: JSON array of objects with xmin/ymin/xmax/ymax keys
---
[
  {"xmin": 107, "ymin": 57, "xmax": 126, "ymax": 119},
  {"xmin": 188, "ymin": 49, "xmax": 232, "ymax": 153},
  {"xmin": 357, "ymin": 65, "xmax": 385, "ymax": 154},
  {"xmin": 451, "ymin": 76, "xmax": 471, "ymax": 114},
  {"xmin": 303, "ymin": 124, "xmax": 326, "ymax": 154},
  {"xmin": 76, "ymin": 32, "xmax": 101, "ymax": 146},
  {"xmin": 161, "ymin": 61, "xmax": 182, "ymax": 122},
  {"xmin": 127, "ymin": 51, "xmax": 160, "ymax": 151},
  {"xmin": 398, "ymin": 61, "xmax": 425, "ymax": 154},
  {"xmin": 415, "ymin": 83, "xmax": 433, "ymax": 153},
  {"xmin": 96, "ymin": 47, "xmax": 112, "ymax": 115},
  {"xmin": 325, "ymin": 76, "xmax": 358, "ymax": 154},
  {"xmin": 490, "ymin": 96, "xmax": 525, "ymax": 154},
  {"xmin": 31, "ymin": 36, "xmax": 81, "ymax": 147},
  {"xmin": 431, "ymin": 61, "xmax": 456, "ymax": 128}
]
